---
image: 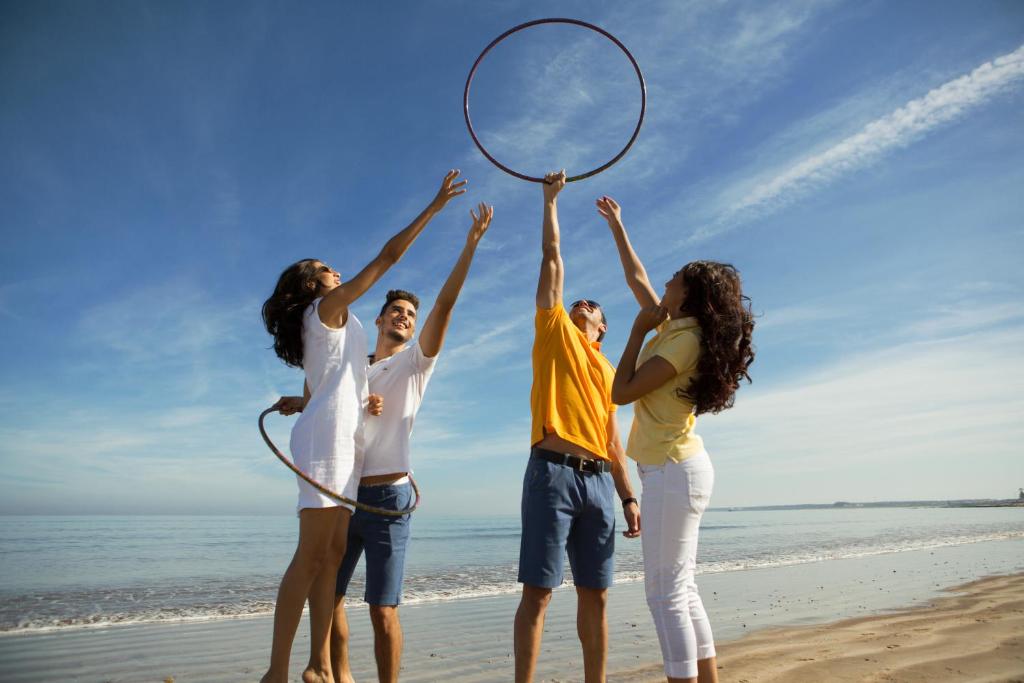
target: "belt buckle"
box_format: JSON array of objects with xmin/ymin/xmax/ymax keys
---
[{"xmin": 568, "ymin": 455, "xmax": 585, "ymax": 472}]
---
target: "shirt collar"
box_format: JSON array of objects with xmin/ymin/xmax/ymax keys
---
[{"xmin": 663, "ymin": 316, "xmax": 700, "ymax": 332}]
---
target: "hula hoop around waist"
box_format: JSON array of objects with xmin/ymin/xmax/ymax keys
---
[{"xmin": 258, "ymin": 407, "xmax": 420, "ymax": 517}]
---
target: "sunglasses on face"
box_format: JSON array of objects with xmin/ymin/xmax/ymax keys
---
[{"xmin": 570, "ymin": 299, "xmax": 601, "ymax": 311}]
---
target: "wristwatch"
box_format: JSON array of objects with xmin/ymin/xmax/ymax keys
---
[{"xmin": 621, "ymin": 497, "xmax": 638, "ymax": 509}]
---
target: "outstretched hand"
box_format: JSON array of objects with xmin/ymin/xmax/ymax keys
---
[
  {"xmin": 543, "ymin": 169, "xmax": 566, "ymax": 202},
  {"xmin": 468, "ymin": 202, "xmax": 493, "ymax": 244},
  {"xmin": 595, "ymin": 195, "xmax": 622, "ymax": 224},
  {"xmin": 431, "ymin": 169, "xmax": 468, "ymax": 211}
]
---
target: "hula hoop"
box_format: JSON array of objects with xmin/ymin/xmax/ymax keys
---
[
  {"xmin": 258, "ymin": 407, "xmax": 420, "ymax": 517},
  {"xmin": 463, "ymin": 17, "xmax": 647, "ymax": 184}
]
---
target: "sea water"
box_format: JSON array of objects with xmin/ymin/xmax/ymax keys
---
[{"xmin": 1, "ymin": 507, "xmax": 1021, "ymax": 634}]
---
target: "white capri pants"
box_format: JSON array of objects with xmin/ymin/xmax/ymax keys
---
[{"xmin": 639, "ymin": 450, "xmax": 716, "ymax": 680}]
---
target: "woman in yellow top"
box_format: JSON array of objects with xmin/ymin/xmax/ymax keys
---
[{"xmin": 597, "ymin": 196, "xmax": 755, "ymax": 683}]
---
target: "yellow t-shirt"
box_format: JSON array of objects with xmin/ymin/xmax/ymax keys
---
[
  {"xmin": 531, "ymin": 303, "xmax": 617, "ymax": 460},
  {"xmin": 626, "ymin": 317, "xmax": 705, "ymax": 465}
]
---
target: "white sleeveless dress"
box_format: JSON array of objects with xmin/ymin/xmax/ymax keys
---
[{"xmin": 289, "ymin": 298, "xmax": 368, "ymax": 512}]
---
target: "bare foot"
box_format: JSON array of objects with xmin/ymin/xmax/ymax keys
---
[
  {"xmin": 302, "ymin": 666, "xmax": 332, "ymax": 683},
  {"xmin": 259, "ymin": 672, "xmax": 284, "ymax": 683}
]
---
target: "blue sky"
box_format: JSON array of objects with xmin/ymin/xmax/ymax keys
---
[{"xmin": 2, "ymin": 1, "xmax": 1022, "ymax": 515}]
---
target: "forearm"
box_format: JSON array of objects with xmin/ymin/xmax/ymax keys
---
[
  {"xmin": 610, "ymin": 222, "xmax": 651, "ymax": 288},
  {"xmin": 609, "ymin": 220, "xmax": 657, "ymax": 306},
  {"xmin": 434, "ymin": 240, "xmax": 477, "ymax": 312},
  {"xmin": 537, "ymin": 198, "xmax": 563, "ymax": 306},
  {"xmin": 611, "ymin": 329, "xmax": 646, "ymax": 404},
  {"xmin": 381, "ymin": 201, "xmax": 439, "ymax": 264},
  {"xmin": 542, "ymin": 198, "xmax": 560, "ymax": 254},
  {"xmin": 610, "ymin": 447, "xmax": 635, "ymax": 501}
]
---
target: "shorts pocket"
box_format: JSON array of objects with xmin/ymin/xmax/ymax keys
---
[{"xmin": 527, "ymin": 458, "xmax": 559, "ymax": 494}]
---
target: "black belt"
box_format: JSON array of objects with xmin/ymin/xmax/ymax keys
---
[{"xmin": 531, "ymin": 447, "xmax": 611, "ymax": 474}]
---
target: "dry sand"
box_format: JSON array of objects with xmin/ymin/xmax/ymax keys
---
[{"xmin": 614, "ymin": 573, "xmax": 1024, "ymax": 683}]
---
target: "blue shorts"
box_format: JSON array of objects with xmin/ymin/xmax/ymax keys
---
[
  {"xmin": 517, "ymin": 452, "xmax": 616, "ymax": 590},
  {"xmin": 335, "ymin": 481, "xmax": 413, "ymax": 606}
]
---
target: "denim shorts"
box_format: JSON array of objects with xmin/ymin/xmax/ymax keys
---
[
  {"xmin": 517, "ymin": 452, "xmax": 616, "ymax": 589},
  {"xmin": 335, "ymin": 481, "xmax": 413, "ymax": 606}
]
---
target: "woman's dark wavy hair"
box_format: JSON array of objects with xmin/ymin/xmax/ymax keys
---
[
  {"xmin": 676, "ymin": 260, "xmax": 755, "ymax": 415},
  {"xmin": 262, "ymin": 259, "xmax": 324, "ymax": 368}
]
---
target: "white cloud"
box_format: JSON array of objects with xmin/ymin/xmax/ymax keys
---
[
  {"xmin": 699, "ymin": 44, "xmax": 1024, "ymax": 239},
  {"xmin": 703, "ymin": 324, "xmax": 1024, "ymax": 504}
]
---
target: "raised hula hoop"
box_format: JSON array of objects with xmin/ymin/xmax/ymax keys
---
[
  {"xmin": 463, "ymin": 17, "xmax": 647, "ymax": 184},
  {"xmin": 259, "ymin": 407, "xmax": 420, "ymax": 517}
]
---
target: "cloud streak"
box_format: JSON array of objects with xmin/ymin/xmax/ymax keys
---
[{"xmin": 698, "ymin": 44, "xmax": 1024, "ymax": 240}]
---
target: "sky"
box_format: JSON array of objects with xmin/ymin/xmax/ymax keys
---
[{"xmin": 1, "ymin": 0, "xmax": 1022, "ymax": 515}]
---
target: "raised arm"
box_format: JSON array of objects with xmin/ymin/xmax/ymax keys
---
[
  {"xmin": 319, "ymin": 170, "xmax": 468, "ymax": 327},
  {"xmin": 536, "ymin": 170, "xmax": 566, "ymax": 309},
  {"xmin": 596, "ymin": 196, "xmax": 660, "ymax": 309},
  {"xmin": 418, "ymin": 203, "xmax": 493, "ymax": 358}
]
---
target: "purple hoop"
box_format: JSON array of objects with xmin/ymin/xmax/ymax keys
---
[{"xmin": 463, "ymin": 18, "xmax": 647, "ymax": 184}]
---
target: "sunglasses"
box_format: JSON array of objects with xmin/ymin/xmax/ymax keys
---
[{"xmin": 570, "ymin": 299, "xmax": 601, "ymax": 310}]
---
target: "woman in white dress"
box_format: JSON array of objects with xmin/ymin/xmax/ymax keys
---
[{"xmin": 259, "ymin": 171, "xmax": 466, "ymax": 683}]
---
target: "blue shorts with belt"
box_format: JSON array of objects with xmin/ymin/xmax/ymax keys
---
[
  {"xmin": 335, "ymin": 481, "xmax": 413, "ymax": 606},
  {"xmin": 518, "ymin": 449, "xmax": 616, "ymax": 590}
]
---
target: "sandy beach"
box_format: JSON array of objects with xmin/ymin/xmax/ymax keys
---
[
  {"xmin": 0, "ymin": 537, "xmax": 1021, "ymax": 682},
  {"xmin": 617, "ymin": 572, "xmax": 1024, "ymax": 682}
]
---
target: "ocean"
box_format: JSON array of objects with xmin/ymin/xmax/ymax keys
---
[{"xmin": 1, "ymin": 507, "xmax": 1022, "ymax": 635}]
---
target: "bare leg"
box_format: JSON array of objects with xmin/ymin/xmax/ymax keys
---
[
  {"xmin": 261, "ymin": 507, "xmax": 343, "ymax": 683},
  {"xmin": 696, "ymin": 656, "xmax": 718, "ymax": 683},
  {"xmin": 576, "ymin": 586, "xmax": 608, "ymax": 683},
  {"xmin": 304, "ymin": 508, "xmax": 352, "ymax": 683},
  {"xmin": 513, "ymin": 584, "xmax": 553, "ymax": 683},
  {"xmin": 330, "ymin": 596, "xmax": 354, "ymax": 683},
  {"xmin": 369, "ymin": 605, "xmax": 402, "ymax": 683}
]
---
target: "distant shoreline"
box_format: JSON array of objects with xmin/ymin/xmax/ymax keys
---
[
  {"xmin": 715, "ymin": 498, "xmax": 1024, "ymax": 512},
  {"xmin": 3, "ymin": 498, "xmax": 1023, "ymax": 516}
]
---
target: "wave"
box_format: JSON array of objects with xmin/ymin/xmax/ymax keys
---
[{"xmin": 2, "ymin": 529, "xmax": 1021, "ymax": 636}]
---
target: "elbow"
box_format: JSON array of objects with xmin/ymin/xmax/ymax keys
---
[
  {"xmin": 379, "ymin": 247, "xmax": 401, "ymax": 267},
  {"xmin": 611, "ymin": 387, "xmax": 633, "ymax": 405},
  {"xmin": 541, "ymin": 242, "xmax": 560, "ymax": 259}
]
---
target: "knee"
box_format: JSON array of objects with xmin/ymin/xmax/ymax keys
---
[
  {"xmin": 324, "ymin": 538, "xmax": 347, "ymax": 569},
  {"xmin": 292, "ymin": 547, "xmax": 328, "ymax": 580},
  {"xmin": 369, "ymin": 605, "xmax": 400, "ymax": 635},
  {"xmin": 520, "ymin": 585, "xmax": 553, "ymax": 614},
  {"xmin": 576, "ymin": 586, "xmax": 608, "ymax": 610}
]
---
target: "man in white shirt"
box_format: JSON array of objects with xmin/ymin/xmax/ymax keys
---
[{"xmin": 330, "ymin": 203, "xmax": 493, "ymax": 683}]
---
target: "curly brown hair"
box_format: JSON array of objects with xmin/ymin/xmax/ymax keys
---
[
  {"xmin": 261, "ymin": 258, "xmax": 324, "ymax": 368},
  {"xmin": 676, "ymin": 260, "xmax": 755, "ymax": 415}
]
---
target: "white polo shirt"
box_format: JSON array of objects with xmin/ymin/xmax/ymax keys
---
[{"xmin": 362, "ymin": 341, "xmax": 437, "ymax": 476}]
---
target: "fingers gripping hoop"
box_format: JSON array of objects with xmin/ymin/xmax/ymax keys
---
[
  {"xmin": 259, "ymin": 408, "xmax": 420, "ymax": 517},
  {"xmin": 463, "ymin": 18, "xmax": 647, "ymax": 184}
]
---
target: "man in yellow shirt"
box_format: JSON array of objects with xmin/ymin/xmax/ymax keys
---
[{"xmin": 513, "ymin": 170, "xmax": 641, "ymax": 683}]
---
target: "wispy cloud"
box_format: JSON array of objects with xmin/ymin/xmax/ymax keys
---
[
  {"xmin": 697, "ymin": 44, "xmax": 1024, "ymax": 240},
  {"xmin": 703, "ymin": 323, "xmax": 1024, "ymax": 504}
]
